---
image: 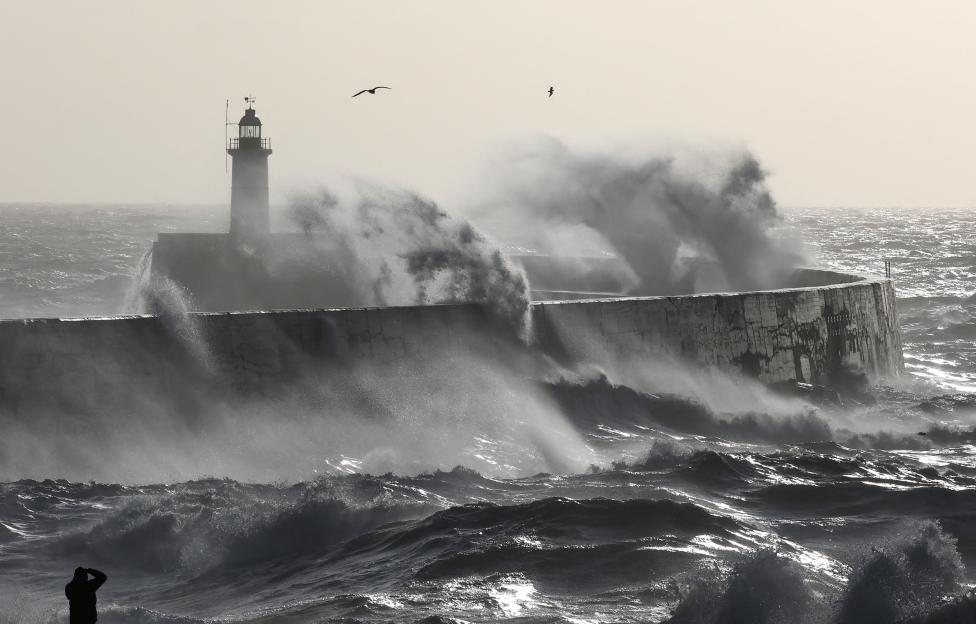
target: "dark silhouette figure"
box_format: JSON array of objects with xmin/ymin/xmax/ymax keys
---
[
  {"xmin": 352, "ymin": 86, "xmax": 391, "ymax": 97},
  {"xmin": 548, "ymin": 86, "xmax": 555, "ymax": 97},
  {"xmin": 65, "ymin": 567, "xmax": 107, "ymax": 624}
]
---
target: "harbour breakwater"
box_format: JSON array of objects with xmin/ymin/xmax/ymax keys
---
[{"xmin": 0, "ymin": 269, "xmax": 901, "ymax": 414}]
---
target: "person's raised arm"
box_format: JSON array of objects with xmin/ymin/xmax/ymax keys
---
[{"xmin": 86, "ymin": 568, "xmax": 107, "ymax": 590}]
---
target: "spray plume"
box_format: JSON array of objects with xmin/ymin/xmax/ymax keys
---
[
  {"xmin": 468, "ymin": 137, "xmax": 804, "ymax": 295},
  {"xmin": 281, "ymin": 182, "xmax": 531, "ymax": 339}
]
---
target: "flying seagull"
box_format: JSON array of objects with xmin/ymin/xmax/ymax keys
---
[
  {"xmin": 548, "ymin": 86, "xmax": 554, "ymax": 97},
  {"xmin": 352, "ymin": 86, "xmax": 392, "ymax": 97}
]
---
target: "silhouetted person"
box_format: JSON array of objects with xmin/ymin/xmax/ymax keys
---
[{"xmin": 65, "ymin": 567, "xmax": 107, "ymax": 624}]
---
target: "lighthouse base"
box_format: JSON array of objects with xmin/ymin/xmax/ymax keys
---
[{"xmin": 150, "ymin": 233, "xmax": 371, "ymax": 312}]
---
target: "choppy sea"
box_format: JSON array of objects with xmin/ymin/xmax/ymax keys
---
[{"xmin": 1, "ymin": 204, "xmax": 976, "ymax": 623}]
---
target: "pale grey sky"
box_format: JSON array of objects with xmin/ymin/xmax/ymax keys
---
[{"xmin": 1, "ymin": 0, "xmax": 973, "ymax": 207}]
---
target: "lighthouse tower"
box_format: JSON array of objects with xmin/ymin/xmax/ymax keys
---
[{"xmin": 227, "ymin": 99, "xmax": 272, "ymax": 250}]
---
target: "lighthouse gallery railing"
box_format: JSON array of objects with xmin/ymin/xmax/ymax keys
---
[{"xmin": 227, "ymin": 137, "xmax": 271, "ymax": 150}]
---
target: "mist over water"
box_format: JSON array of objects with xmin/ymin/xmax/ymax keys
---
[{"xmin": 0, "ymin": 333, "xmax": 597, "ymax": 483}]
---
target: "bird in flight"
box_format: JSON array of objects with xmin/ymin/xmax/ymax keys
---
[
  {"xmin": 548, "ymin": 86, "xmax": 555, "ymax": 97},
  {"xmin": 352, "ymin": 86, "xmax": 392, "ymax": 97}
]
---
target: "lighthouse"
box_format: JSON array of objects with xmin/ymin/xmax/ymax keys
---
[
  {"xmin": 227, "ymin": 99, "xmax": 272, "ymax": 250},
  {"xmin": 151, "ymin": 97, "xmax": 354, "ymax": 312}
]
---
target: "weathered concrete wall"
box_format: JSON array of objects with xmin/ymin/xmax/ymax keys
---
[
  {"xmin": 534, "ymin": 270, "xmax": 903, "ymax": 385},
  {"xmin": 0, "ymin": 270, "xmax": 902, "ymax": 414}
]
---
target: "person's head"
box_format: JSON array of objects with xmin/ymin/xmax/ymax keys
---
[{"xmin": 73, "ymin": 567, "xmax": 87, "ymax": 581}]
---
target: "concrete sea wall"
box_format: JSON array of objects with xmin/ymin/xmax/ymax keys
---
[
  {"xmin": 0, "ymin": 303, "xmax": 495, "ymax": 413},
  {"xmin": 0, "ymin": 269, "xmax": 902, "ymax": 413},
  {"xmin": 534, "ymin": 269, "xmax": 903, "ymax": 386}
]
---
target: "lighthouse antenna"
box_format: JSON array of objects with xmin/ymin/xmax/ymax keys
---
[
  {"xmin": 223, "ymin": 99, "xmax": 241, "ymax": 172},
  {"xmin": 224, "ymin": 99, "xmax": 229, "ymax": 173}
]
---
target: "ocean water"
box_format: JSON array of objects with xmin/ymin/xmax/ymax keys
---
[{"xmin": 1, "ymin": 204, "xmax": 976, "ymax": 623}]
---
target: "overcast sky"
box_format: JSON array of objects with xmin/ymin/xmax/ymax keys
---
[{"xmin": 1, "ymin": 1, "xmax": 973, "ymax": 207}]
